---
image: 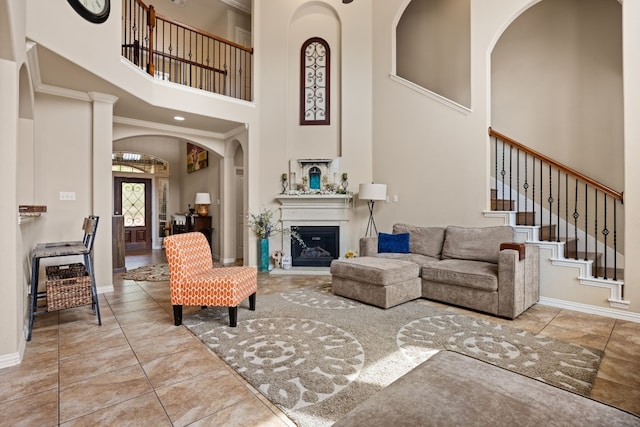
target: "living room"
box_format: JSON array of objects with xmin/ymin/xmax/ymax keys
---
[{"xmin": 1, "ymin": 0, "xmax": 640, "ymax": 424}]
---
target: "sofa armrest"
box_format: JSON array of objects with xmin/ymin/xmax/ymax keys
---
[
  {"xmin": 500, "ymin": 242, "xmax": 525, "ymax": 260},
  {"xmin": 497, "ymin": 244, "xmax": 539, "ymax": 319},
  {"xmin": 359, "ymin": 236, "xmax": 379, "ymax": 257}
]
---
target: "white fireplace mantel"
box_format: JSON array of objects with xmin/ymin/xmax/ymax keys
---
[{"xmin": 275, "ymin": 194, "xmax": 353, "ymax": 257}]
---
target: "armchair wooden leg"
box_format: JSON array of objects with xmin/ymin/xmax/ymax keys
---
[
  {"xmin": 228, "ymin": 306, "xmax": 238, "ymax": 327},
  {"xmin": 249, "ymin": 292, "xmax": 256, "ymax": 311},
  {"xmin": 173, "ymin": 305, "xmax": 183, "ymax": 326}
]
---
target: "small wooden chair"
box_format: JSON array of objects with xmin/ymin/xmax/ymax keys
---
[{"xmin": 164, "ymin": 232, "xmax": 257, "ymax": 327}]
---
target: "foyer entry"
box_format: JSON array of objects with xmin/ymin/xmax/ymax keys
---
[{"xmin": 114, "ymin": 177, "xmax": 152, "ymax": 251}]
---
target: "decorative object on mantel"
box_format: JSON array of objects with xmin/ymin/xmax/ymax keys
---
[
  {"xmin": 341, "ymin": 173, "xmax": 349, "ymax": 192},
  {"xmin": 281, "ymin": 173, "xmax": 288, "ymax": 194},
  {"xmin": 359, "ymin": 183, "xmax": 387, "ymax": 237},
  {"xmin": 195, "ymin": 192, "xmax": 211, "ymax": 216},
  {"xmin": 247, "ymin": 208, "xmax": 305, "ymax": 272}
]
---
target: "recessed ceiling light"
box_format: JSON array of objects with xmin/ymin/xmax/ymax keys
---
[{"xmin": 174, "ymin": 116, "xmax": 185, "ymax": 121}]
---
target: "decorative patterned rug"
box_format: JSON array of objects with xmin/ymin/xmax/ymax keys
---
[
  {"xmin": 122, "ymin": 263, "xmax": 170, "ymax": 281},
  {"xmin": 184, "ymin": 283, "xmax": 603, "ymax": 427}
]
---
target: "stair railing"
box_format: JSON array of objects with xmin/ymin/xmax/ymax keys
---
[
  {"xmin": 122, "ymin": 0, "xmax": 253, "ymax": 101},
  {"xmin": 489, "ymin": 127, "xmax": 624, "ymax": 283}
]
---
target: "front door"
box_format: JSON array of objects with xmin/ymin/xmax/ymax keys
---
[{"xmin": 114, "ymin": 177, "xmax": 152, "ymax": 251}]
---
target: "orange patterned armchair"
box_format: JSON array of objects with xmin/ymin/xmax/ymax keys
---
[{"xmin": 164, "ymin": 232, "xmax": 257, "ymax": 327}]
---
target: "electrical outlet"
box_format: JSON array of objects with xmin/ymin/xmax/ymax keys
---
[
  {"xmin": 393, "ymin": 195, "xmax": 399, "ymax": 203},
  {"xmin": 60, "ymin": 191, "xmax": 76, "ymax": 201}
]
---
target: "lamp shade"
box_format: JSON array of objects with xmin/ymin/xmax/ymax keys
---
[
  {"xmin": 195, "ymin": 192, "xmax": 211, "ymax": 205},
  {"xmin": 359, "ymin": 183, "xmax": 387, "ymax": 201}
]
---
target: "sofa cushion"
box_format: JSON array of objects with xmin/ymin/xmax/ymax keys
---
[
  {"xmin": 330, "ymin": 257, "xmax": 419, "ymax": 286},
  {"xmin": 393, "ymin": 224, "xmax": 446, "ymax": 259},
  {"xmin": 421, "ymin": 259, "xmax": 499, "ymax": 292},
  {"xmin": 376, "ymin": 252, "xmax": 440, "ymax": 269},
  {"xmin": 378, "ymin": 232, "xmax": 410, "ymax": 253},
  {"xmin": 442, "ymin": 226, "xmax": 514, "ymax": 264}
]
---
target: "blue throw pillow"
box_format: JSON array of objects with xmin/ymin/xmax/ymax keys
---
[{"xmin": 378, "ymin": 232, "xmax": 410, "ymax": 253}]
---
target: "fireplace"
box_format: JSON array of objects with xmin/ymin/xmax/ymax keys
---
[
  {"xmin": 276, "ymin": 193, "xmax": 353, "ymax": 271},
  {"xmin": 292, "ymin": 226, "xmax": 339, "ymax": 267}
]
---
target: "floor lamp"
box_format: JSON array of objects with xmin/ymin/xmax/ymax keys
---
[{"xmin": 359, "ymin": 183, "xmax": 387, "ymax": 237}]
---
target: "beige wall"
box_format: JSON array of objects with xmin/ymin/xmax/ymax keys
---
[
  {"xmin": 252, "ymin": 0, "xmax": 373, "ymax": 261},
  {"xmin": 492, "ymin": 0, "xmax": 623, "ymax": 189}
]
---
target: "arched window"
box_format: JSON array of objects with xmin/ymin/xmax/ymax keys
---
[{"xmin": 300, "ymin": 37, "xmax": 330, "ymax": 125}]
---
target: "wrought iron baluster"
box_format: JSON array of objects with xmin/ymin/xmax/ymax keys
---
[
  {"xmin": 573, "ymin": 179, "xmax": 579, "ymax": 260},
  {"xmin": 584, "ymin": 184, "xmax": 588, "ymax": 262},
  {"xmin": 539, "ymin": 159, "xmax": 543, "ymax": 231},
  {"xmin": 517, "ymin": 148, "xmax": 520, "ymax": 215},
  {"xmin": 532, "ymin": 157, "xmax": 535, "ymax": 227},
  {"xmin": 501, "ymin": 142, "xmax": 506, "ymax": 210},
  {"xmin": 602, "ymin": 194, "xmax": 608, "ymax": 280},
  {"xmin": 524, "ymin": 153, "xmax": 529, "ymax": 225},
  {"xmin": 557, "ymin": 169, "xmax": 561, "ymax": 242},
  {"xmin": 548, "ymin": 164, "xmax": 553, "ymax": 241},
  {"xmin": 594, "ymin": 190, "xmax": 598, "ymax": 276},
  {"xmin": 614, "ymin": 200, "xmax": 618, "ymax": 282},
  {"xmin": 565, "ymin": 174, "xmax": 568, "ymax": 247},
  {"xmin": 509, "ymin": 145, "xmax": 513, "ymax": 209}
]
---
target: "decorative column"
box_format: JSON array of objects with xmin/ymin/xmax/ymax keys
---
[{"xmin": 89, "ymin": 92, "xmax": 118, "ymax": 293}]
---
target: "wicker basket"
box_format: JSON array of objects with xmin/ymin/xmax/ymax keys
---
[{"xmin": 45, "ymin": 263, "xmax": 93, "ymax": 312}]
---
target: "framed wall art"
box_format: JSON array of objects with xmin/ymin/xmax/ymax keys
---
[{"xmin": 187, "ymin": 143, "xmax": 208, "ymax": 173}]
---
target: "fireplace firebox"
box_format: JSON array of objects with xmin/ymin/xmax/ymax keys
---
[{"xmin": 292, "ymin": 226, "xmax": 339, "ymax": 267}]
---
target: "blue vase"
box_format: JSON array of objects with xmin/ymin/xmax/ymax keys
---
[{"xmin": 258, "ymin": 238, "xmax": 269, "ymax": 272}]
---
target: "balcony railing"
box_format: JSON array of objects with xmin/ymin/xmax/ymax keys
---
[
  {"xmin": 489, "ymin": 128, "xmax": 624, "ymax": 285},
  {"xmin": 122, "ymin": 0, "xmax": 253, "ymax": 101}
]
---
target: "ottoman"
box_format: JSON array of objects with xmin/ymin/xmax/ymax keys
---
[{"xmin": 330, "ymin": 257, "xmax": 421, "ymax": 308}]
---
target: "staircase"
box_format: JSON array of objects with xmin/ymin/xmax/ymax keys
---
[{"xmin": 487, "ymin": 128, "xmax": 627, "ymax": 309}]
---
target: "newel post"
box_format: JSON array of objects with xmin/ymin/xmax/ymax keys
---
[{"xmin": 147, "ymin": 5, "xmax": 156, "ymax": 76}]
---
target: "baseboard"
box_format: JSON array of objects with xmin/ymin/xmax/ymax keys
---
[
  {"xmin": 0, "ymin": 332, "xmax": 24, "ymax": 369},
  {"xmin": 539, "ymin": 297, "xmax": 640, "ymax": 323}
]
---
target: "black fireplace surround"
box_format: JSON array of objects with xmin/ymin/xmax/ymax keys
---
[{"xmin": 292, "ymin": 226, "xmax": 339, "ymax": 267}]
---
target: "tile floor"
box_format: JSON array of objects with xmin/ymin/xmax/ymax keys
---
[{"xmin": 1, "ymin": 250, "xmax": 639, "ymax": 426}]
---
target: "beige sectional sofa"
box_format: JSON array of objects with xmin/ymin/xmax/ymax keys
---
[{"xmin": 331, "ymin": 224, "xmax": 539, "ymax": 319}]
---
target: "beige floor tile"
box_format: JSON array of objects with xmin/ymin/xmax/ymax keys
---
[
  {"xmin": 596, "ymin": 353, "xmax": 640, "ymax": 388},
  {"xmin": 113, "ymin": 305, "xmax": 173, "ymax": 326},
  {"xmin": 129, "ymin": 326, "xmax": 203, "ymax": 365},
  {"xmin": 156, "ymin": 370, "xmax": 255, "ymax": 427},
  {"xmin": 59, "ymin": 326, "xmax": 129, "ymax": 359},
  {"xmin": 59, "ymin": 344, "xmax": 139, "ymax": 386},
  {"xmin": 120, "ymin": 318, "xmax": 183, "ymax": 341},
  {"xmin": 591, "ymin": 377, "xmax": 640, "ymax": 416},
  {"xmin": 108, "ymin": 296, "xmax": 163, "ymax": 316},
  {"xmin": 59, "ymin": 364, "xmax": 153, "ymax": 423},
  {"xmin": 60, "ymin": 392, "xmax": 172, "ymax": 427},
  {"xmin": 0, "ymin": 351, "xmax": 58, "ymax": 403},
  {"xmin": 188, "ymin": 396, "xmax": 292, "ymax": 427},
  {"xmin": 537, "ymin": 322, "xmax": 611, "ymax": 351},
  {"xmin": 0, "ymin": 388, "xmax": 58, "ymax": 427},
  {"xmin": 142, "ymin": 345, "xmax": 228, "ymax": 389}
]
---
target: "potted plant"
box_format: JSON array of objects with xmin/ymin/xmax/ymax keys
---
[{"xmin": 247, "ymin": 208, "xmax": 305, "ymax": 271}]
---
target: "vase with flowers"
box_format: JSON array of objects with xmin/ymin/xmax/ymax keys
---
[{"xmin": 247, "ymin": 208, "xmax": 305, "ymax": 272}]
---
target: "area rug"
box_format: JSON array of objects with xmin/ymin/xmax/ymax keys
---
[
  {"xmin": 122, "ymin": 261, "xmax": 223, "ymax": 282},
  {"xmin": 184, "ymin": 283, "xmax": 603, "ymax": 427},
  {"xmin": 122, "ymin": 263, "xmax": 170, "ymax": 281}
]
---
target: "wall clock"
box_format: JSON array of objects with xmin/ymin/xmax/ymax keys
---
[{"xmin": 67, "ymin": 0, "xmax": 110, "ymax": 24}]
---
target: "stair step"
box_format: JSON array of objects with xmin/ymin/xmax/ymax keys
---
[
  {"xmin": 491, "ymin": 199, "xmax": 514, "ymax": 211},
  {"xmin": 594, "ymin": 267, "xmax": 625, "ymax": 280},
  {"xmin": 516, "ymin": 211, "xmax": 535, "ymax": 226}
]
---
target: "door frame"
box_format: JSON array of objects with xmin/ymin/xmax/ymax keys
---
[{"xmin": 114, "ymin": 177, "xmax": 153, "ymax": 251}]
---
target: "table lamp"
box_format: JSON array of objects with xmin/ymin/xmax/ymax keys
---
[{"xmin": 195, "ymin": 192, "xmax": 211, "ymax": 216}]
